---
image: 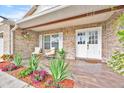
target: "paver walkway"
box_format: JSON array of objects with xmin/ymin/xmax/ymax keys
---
[
  {"xmin": 1, "ymin": 59, "xmax": 124, "ymax": 88},
  {"xmin": 38, "ymin": 58, "xmax": 124, "ymax": 88},
  {"xmin": 0, "ymin": 72, "xmax": 33, "ymax": 88}
]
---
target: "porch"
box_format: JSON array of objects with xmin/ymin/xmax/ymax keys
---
[
  {"xmin": 22, "ymin": 58, "xmax": 124, "ymax": 88},
  {"xmin": 14, "ymin": 6, "xmax": 124, "ymax": 62}
]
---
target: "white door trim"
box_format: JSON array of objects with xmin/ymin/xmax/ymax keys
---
[
  {"xmin": 76, "ymin": 27, "xmax": 102, "ymax": 59},
  {"xmin": 39, "ymin": 35, "xmax": 42, "ymax": 49}
]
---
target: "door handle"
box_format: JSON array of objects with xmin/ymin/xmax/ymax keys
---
[{"xmin": 87, "ymin": 44, "xmax": 89, "ymax": 50}]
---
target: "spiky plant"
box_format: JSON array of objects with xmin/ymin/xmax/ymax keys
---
[
  {"xmin": 29, "ymin": 54, "xmax": 39, "ymax": 71},
  {"xmin": 56, "ymin": 48, "xmax": 65, "ymax": 60},
  {"xmin": 14, "ymin": 53, "xmax": 22, "ymax": 67},
  {"xmin": 50, "ymin": 58, "xmax": 69, "ymax": 85}
]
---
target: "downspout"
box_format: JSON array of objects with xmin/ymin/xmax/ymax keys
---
[{"xmin": 10, "ymin": 24, "xmax": 18, "ymax": 54}]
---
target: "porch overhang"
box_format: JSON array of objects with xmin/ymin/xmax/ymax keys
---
[{"xmin": 17, "ymin": 5, "xmax": 124, "ymax": 31}]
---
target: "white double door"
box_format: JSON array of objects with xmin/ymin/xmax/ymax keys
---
[{"xmin": 76, "ymin": 27, "xmax": 102, "ymax": 59}]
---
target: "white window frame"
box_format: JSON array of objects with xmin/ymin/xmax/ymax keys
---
[
  {"xmin": 43, "ymin": 32, "xmax": 63, "ymax": 50},
  {"xmin": 39, "ymin": 35, "xmax": 43, "ymax": 49}
]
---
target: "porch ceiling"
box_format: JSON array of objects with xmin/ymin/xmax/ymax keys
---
[
  {"xmin": 17, "ymin": 5, "xmax": 121, "ymax": 31},
  {"xmin": 28, "ymin": 11, "xmax": 114, "ymax": 31}
]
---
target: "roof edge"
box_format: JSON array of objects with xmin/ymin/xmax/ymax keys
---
[{"xmin": 17, "ymin": 5, "xmax": 70, "ymax": 24}]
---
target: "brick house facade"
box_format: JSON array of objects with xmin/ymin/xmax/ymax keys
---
[
  {"xmin": 1, "ymin": 5, "xmax": 124, "ymax": 63},
  {"xmin": 0, "ymin": 24, "xmax": 11, "ymax": 54},
  {"xmin": 13, "ymin": 8, "xmax": 124, "ymax": 62}
]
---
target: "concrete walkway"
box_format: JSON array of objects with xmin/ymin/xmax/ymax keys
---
[{"xmin": 0, "ymin": 72, "xmax": 33, "ymax": 88}]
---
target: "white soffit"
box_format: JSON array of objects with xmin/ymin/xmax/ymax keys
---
[
  {"xmin": 18, "ymin": 5, "xmax": 116, "ymax": 28},
  {"xmin": 30, "ymin": 11, "xmax": 114, "ymax": 31}
]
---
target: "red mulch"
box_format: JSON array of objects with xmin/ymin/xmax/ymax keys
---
[
  {"xmin": 0, "ymin": 62, "xmax": 74, "ymax": 88},
  {"xmin": 8, "ymin": 67, "xmax": 26, "ymax": 78},
  {"xmin": 0, "ymin": 61, "xmax": 12, "ymax": 70},
  {"xmin": 59, "ymin": 79, "xmax": 75, "ymax": 88}
]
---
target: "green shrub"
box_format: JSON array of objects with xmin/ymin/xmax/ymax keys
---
[
  {"xmin": 20, "ymin": 68, "xmax": 33, "ymax": 78},
  {"xmin": 50, "ymin": 49, "xmax": 69, "ymax": 85},
  {"xmin": 108, "ymin": 13, "xmax": 124, "ymax": 75},
  {"xmin": 29, "ymin": 55, "xmax": 39, "ymax": 71},
  {"xmin": 117, "ymin": 14, "xmax": 124, "ymax": 44},
  {"xmin": 19, "ymin": 55, "xmax": 39, "ymax": 78},
  {"xmin": 14, "ymin": 53, "xmax": 22, "ymax": 67},
  {"xmin": 117, "ymin": 30, "xmax": 124, "ymax": 43},
  {"xmin": 50, "ymin": 59, "xmax": 69, "ymax": 84},
  {"xmin": 56, "ymin": 48, "xmax": 65, "ymax": 60},
  {"xmin": 107, "ymin": 51, "xmax": 124, "ymax": 75}
]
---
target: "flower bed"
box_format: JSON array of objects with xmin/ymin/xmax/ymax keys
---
[
  {"xmin": 0, "ymin": 61, "xmax": 74, "ymax": 88},
  {"xmin": 0, "ymin": 61, "xmax": 12, "ymax": 70},
  {"xmin": 1, "ymin": 54, "xmax": 13, "ymax": 61},
  {"xmin": 8, "ymin": 67, "xmax": 74, "ymax": 88}
]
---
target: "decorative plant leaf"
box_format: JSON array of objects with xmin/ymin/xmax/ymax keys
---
[
  {"xmin": 107, "ymin": 51, "xmax": 124, "ymax": 75},
  {"xmin": 29, "ymin": 55, "xmax": 39, "ymax": 71},
  {"xmin": 14, "ymin": 53, "xmax": 22, "ymax": 67},
  {"xmin": 50, "ymin": 49, "xmax": 70, "ymax": 85}
]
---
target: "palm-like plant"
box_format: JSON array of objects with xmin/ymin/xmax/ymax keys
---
[
  {"xmin": 29, "ymin": 55, "xmax": 39, "ymax": 71},
  {"xmin": 50, "ymin": 58, "xmax": 69, "ymax": 85},
  {"xmin": 14, "ymin": 53, "xmax": 22, "ymax": 67}
]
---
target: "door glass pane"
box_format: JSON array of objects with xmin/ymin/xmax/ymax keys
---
[
  {"xmin": 88, "ymin": 33, "xmax": 92, "ymax": 44},
  {"xmin": 44, "ymin": 35, "xmax": 50, "ymax": 49},
  {"xmin": 0, "ymin": 33, "xmax": 3, "ymax": 38},
  {"xmin": 88, "ymin": 31, "xmax": 98, "ymax": 44},
  {"xmin": 51, "ymin": 34, "xmax": 59, "ymax": 49},
  {"xmin": 77, "ymin": 32, "xmax": 85, "ymax": 44}
]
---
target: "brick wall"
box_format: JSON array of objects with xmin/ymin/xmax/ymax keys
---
[
  {"xmin": 39, "ymin": 22, "xmax": 104, "ymax": 59},
  {"xmin": 14, "ymin": 9, "xmax": 124, "ymax": 62},
  {"xmin": 102, "ymin": 10, "xmax": 124, "ymax": 62},
  {"xmin": 14, "ymin": 29, "xmax": 39, "ymax": 59},
  {"xmin": 0, "ymin": 24, "xmax": 11, "ymax": 54}
]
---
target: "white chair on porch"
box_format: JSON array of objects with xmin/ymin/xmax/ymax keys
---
[
  {"xmin": 32, "ymin": 47, "xmax": 42, "ymax": 55},
  {"xmin": 32, "ymin": 47, "xmax": 43, "ymax": 59},
  {"xmin": 44, "ymin": 47, "xmax": 56, "ymax": 58}
]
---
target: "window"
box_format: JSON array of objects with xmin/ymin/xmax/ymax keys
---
[
  {"xmin": 44, "ymin": 33, "xmax": 62, "ymax": 50},
  {"xmin": 51, "ymin": 34, "xmax": 59, "ymax": 49},
  {"xmin": 44, "ymin": 35, "xmax": 50, "ymax": 49},
  {"xmin": 88, "ymin": 31, "xmax": 98, "ymax": 44},
  {"xmin": 0, "ymin": 33, "xmax": 3, "ymax": 38}
]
